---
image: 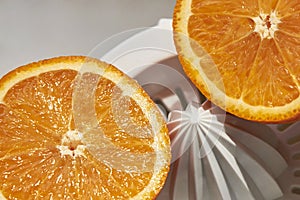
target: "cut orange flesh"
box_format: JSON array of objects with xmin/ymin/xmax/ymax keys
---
[
  {"xmin": 0, "ymin": 56, "xmax": 171, "ymax": 199},
  {"xmin": 173, "ymin": 0, "xmax": 300, "ymax": 122}
]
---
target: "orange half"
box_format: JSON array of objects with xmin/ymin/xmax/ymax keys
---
[
  {"xmin": 173, "ymin": 0, "xmax": 300, "ymax": 122},
  {"xmin": 0, "ymin": 56, "xmax": 171, "ymax": 199}
]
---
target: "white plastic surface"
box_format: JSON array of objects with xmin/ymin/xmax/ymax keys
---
[{"xmin": 99, "ymin": 19, "xmax": 300, "ymax": 200}]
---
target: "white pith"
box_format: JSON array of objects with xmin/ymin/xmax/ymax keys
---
[
  {"xmin": 252, "ymin": 11, "xmax": 281, "ymax": 40},
  {"xmin": 57, "ymin": 130, "xmax": 86, "ymax": 158}
]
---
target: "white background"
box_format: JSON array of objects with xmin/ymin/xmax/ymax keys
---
[{"xmin": 0, "ymin": 0, "xmax": 176, "ymax": 76}]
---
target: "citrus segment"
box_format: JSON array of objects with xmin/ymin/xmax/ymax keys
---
[
  {"xmin": 188, "ymin": 14, "xmax": 255, "ymax": 53},
  {"xmin": 278, "ymin": 14, "xmax": 300, "ymax": 37},
  {"xmin": 276, "ymin": 0, "xmax": 300, "ymax": 18},
  {"xmin": 0, "ymin": 56, "xmax": 170, "ymax": 199},
  {"xmin": 275, "ymin": 32, "xmax": 300, "ymax": 85},
  {"xmin": 205, "ymin": 33, "xmax": 261, "ymax": 99},
  {"xmin": 0, "ymin": 104, "xmax": 57, "ymax": 158},
  {"xmin": 173, "ymin": 0, "xmax": 300, "ymax": 122},
  {"xmin": 243, "ymin": 38, "xmax": 298, "ymax": 106},
  {"xmin": 191, "ymin": 0, "xmax": 259, "ymax": 16},
  {"xmin": 3, "ymin": 70, "xmax": 76, "ymax": 135},
  {"xmin": 0, "ymin": 148, "xmax": 62, "ymax": 199},
  {"xmin": 258, "ymin": 0, "xmax": 278, "ymax": 13}
]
